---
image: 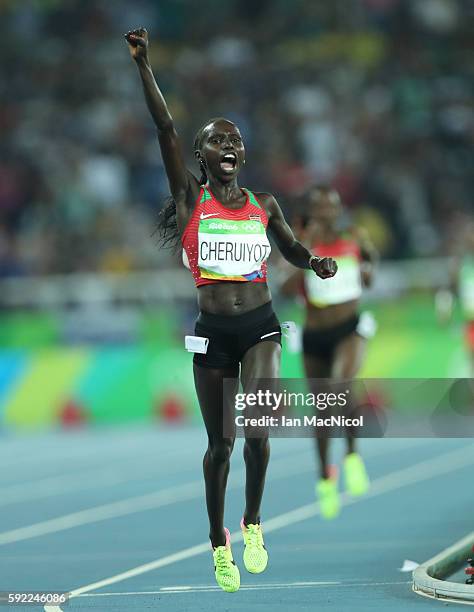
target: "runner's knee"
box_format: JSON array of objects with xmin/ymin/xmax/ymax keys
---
[
  {"xmin": 208, "ymin": 437, "xmax": 235, "ymax": 463},
  {"xmin": 244, "ymin": 437, "xmax": 269, "ymax": 455}
]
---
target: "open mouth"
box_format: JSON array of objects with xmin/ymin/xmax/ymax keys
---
[{"xmin": 220, "ymin": 153, "xmax": 237, "ymax": 173}]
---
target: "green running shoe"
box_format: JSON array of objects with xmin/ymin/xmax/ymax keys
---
[
  {"xmin": 344, "ymin": 452, "xmax": 370, "ymax": 496},
  {"xmin": 316, "ymin": 465, "xmax": 340, "ymax": 520},
  {"xmin": 241, "ymin": 519, "xmax": 268, "ymax": 574},
  {"xmin": 212, "ymin": 528, "xmax": 240, "ymax": 592}
]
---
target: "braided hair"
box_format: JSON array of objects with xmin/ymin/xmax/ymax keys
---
[{"xmin": 156, "ymin": 117, "xmax": 232, "ymax": 249}]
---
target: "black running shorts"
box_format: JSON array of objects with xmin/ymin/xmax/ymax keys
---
[
  {"xmin": 193, "ymin": 301, "xmax": 281, "ymax": 369},
  {"xmin": 302, "ymin": 314, "xmax": 360, "ymax": 361}
]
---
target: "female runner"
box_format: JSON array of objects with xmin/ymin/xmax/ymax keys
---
[
  {"xmin": 125, "ymin": 29, "xmax": 337, "ymax": 591},
  {"xmin": 281, "ymin": 185, "xmax": 377, "ymax": 519}
]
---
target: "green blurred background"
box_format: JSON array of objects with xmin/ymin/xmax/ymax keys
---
[{"xmin": 0, "ymin": 292, "xmax": 469, "ymax": 429}]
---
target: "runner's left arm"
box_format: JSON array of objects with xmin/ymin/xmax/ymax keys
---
[{"xmin": 260, "ymin": 193, "xmax": 337, "ymax": 280}]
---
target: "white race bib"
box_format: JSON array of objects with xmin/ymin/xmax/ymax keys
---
[
  {"xmin": 305, "ymin": 255, "xmax": 362, "ymax": 306},
  {"xmin": 198, "ymin": 218, "xmax": 271, "ymax": 280}
]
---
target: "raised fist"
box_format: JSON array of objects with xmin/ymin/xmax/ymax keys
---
[
  {"xmin": 125, "ymin": 27, "xmax": 149, "ymax": 62},
  {"xmin": 311, "ymin": 256, "xmax": 338, "ymax": 279}
]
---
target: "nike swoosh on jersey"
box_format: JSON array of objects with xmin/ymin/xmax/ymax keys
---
[{"xmin": 200, "ymin": 212, "xmax": 220, "ymax": 219}]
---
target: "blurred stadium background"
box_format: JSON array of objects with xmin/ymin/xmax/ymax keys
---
[{"xmin": 0, "ymin": 0, "xmax": 472, "ymax": 429}]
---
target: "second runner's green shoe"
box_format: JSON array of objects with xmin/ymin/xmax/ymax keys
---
[
  {"xmin": 344, "ymin": 452, "xmax": 370, "ymax": 496},
  {"xmin": 241, "ymin": 519, "xmax": 268, "ymax": 573},
  {"xmin": 212, "ymin": 528, "xmax": 240, "ymax": 592},
  {"xmin": 316, "ymin": 465, "xmax": 340, "ymax": 519}
]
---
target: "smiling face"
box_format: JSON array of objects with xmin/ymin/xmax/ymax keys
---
[
  {"xmin": 309, "ymin": 186, "xmax": 342, "ymax": 227},
  {"xmin": 195, "ymin": 119, "xmax": 245, "ymax": 183}
]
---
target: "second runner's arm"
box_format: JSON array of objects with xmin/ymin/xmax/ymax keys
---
[{"xmin": 353, "ymin": 226, "xmax": 378, "ymax": 288}]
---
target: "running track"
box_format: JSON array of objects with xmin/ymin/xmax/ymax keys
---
[{"xmin": 0, "ymin": 427, "xmax": 472, "ymax": 611}]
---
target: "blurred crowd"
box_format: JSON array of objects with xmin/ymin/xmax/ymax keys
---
[{"xmin": 0, "ymin": 0, "xmax": 472, "ymax": 277}]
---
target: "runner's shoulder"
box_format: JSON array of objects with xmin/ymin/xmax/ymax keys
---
[
  {"xmin": 250, "ymin": 191, "xmax": 275, "ymax": 203},
  {"xmin": 249, "ymin": 191, "xmax": 279, "ymax": 215}
]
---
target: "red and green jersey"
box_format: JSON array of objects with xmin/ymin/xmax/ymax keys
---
[
  {"xmin": 304, "ymin": 235, "xmax": 362, "ymax": 307},
  {"xmin": 181, "ymin": 186, "xmax": 271, "ymax": 287}
]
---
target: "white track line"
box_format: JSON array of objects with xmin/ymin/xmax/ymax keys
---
[
  {"xmin": 0, "ymin": 462, "xmax": 169, "ymax": 508},
  {"xmin": 0, "ymin": 450, "xmax": 312, "ymax": 546},
  {"xmin": 0, "ymin": 438, "xmax": 427, "ymax": 545},
  {"xmin": 0, "ymin": 481, "xmax": 202, "ymax": 547},
  {"xmin": 44, "ymin": 442, "xmax": 474, "ymax": 612},
  {"xmin": 74, "ymin": 579, "xmax": 410, "ymax": 597}
]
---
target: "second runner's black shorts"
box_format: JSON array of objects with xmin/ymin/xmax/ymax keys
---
[{"xmin": 302, "ymin": 314, "xmax": 360, "ymax": 361}]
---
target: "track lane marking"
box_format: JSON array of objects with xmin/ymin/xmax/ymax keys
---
[
  {"xmin": 44, "ymin": 442, "xmax": 474, "ymax": 611},
  {"xmin": 0, "ymin": 438, "xmax": 429, "ymax": 545}
]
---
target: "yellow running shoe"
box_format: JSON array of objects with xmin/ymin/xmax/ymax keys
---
[
  {"xmin": 344, "ymin": 452, "xmax": 369, "ymax": 496},
  {"xmin": 316, "ymin": 465, "xmax": 340, "ymax": 519},
  {"xmin": 241, "ymin": 519, "xmax": 268, "ymax": 574},
  {"xmin": 212, "ymin": 528, "xmax": 240, "ymax": 592}
]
